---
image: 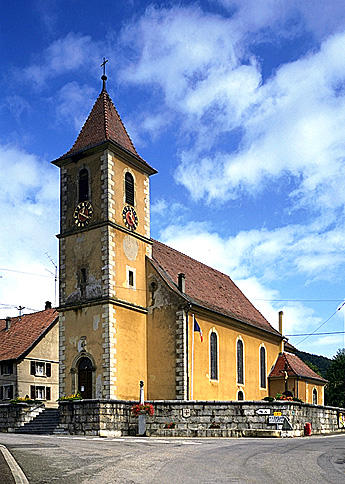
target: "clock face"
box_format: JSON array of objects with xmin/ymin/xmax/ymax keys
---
[
  {"xmin": 73, "ymin": 201, "xmax": 93, "ymax": 227},
  {"xmin": 122, "ymin": 205, "xmax": 138, "ymax": 231}
]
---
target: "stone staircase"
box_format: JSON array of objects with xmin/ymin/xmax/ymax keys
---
[{"xmin": 15, "ymin": 408, "xmax": 60, "ymax": 435}]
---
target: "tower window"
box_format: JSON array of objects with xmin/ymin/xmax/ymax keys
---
[
  {"xmin": 128, "ymin": 270, "xmax": 134, "ymax": 287},
  {"xmin": 80, "ymin": 268, "xmax": 87, "ymax": 297},
  {"xmin": 79, "ymin": 168, "xmax": 89, "ymax": 202},
  {"xmin": 126, "ymin": 266, "xmax": 136, "ymax": 289},
  {"xmin": 210, "ymin": 331, "xmax": 218, "ymax": 380},
  {"xmin": 237, "ymin": 339, "xmax": 244, "ymax": 385},
  {"xmin": 125, "ymin": 172, "xmax": 134, "ymax": 206}
]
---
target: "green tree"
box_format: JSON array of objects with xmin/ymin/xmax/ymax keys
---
[
  {"xmin": 325, "ymin": 349, "xmax": 345, "ymax": 408},
  {"xmin": 305, "ymin": 360, "xmax": 322, "ymax": 377}
]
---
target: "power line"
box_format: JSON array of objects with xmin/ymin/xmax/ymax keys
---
[
  {"xmin": 0, "ymin": 268, "xmax": 52, "ymax": 278},
  {"xmin": 286, "ymin": 331, "xmax": 345, "ymax": 337},
  {"xmin": 253, "ymin": 299, "xmax": 344, "ymax": 302},
  {"xmin": 296, "ymin": 307, "xmax": 342, "ymax": 344}
]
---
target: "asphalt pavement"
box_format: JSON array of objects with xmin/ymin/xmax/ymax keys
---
[{"xmin": 1, "ymin": 433, "xmax": 345, "ymax": 483}]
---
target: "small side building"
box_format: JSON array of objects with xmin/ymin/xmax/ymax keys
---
[
  {"xmin": 0, "ymin": 303, "xmax": 59, "ymax": 407},
  {"xmin": 269, "ymin": 350, "xmax": 327, "ymax": 405}
]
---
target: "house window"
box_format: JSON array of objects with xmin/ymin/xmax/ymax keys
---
[
  {"xmin": 237, "ymin": 339, "xmax": 244, "ymax": 385},
  {"xmin": 210, "ymin": 331, "xmax": 218, "ymax": 380},
  {"xmin": 260, "ymin": 346, "xmax": 267, "ymax": 389},
  {"xmin": 30, "ymin": 361, "xmax": 51, "ymax": 377},
  {"xmin": 125, "ymin": 172, "xmax": 134, "ymax": 206},
  {"xmin": 1, "ymin": 362, "xmax": 13, "ymax": 375},
  {"xmin": 79, "ymin": 168, "xmax": 89, "ymax": 202},
  {"xmin": 313, "ymin": 388, "xmax": 318, "ymax": 405},
  {"xmin": 0, "ymin": 385, "xmax": 13, "ymax": 400},
  {"xmin": 30, "ymin": 385, "xmax": 51, "ymax": 400}
]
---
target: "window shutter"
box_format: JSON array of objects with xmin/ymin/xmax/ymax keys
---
[
  {"xmin": 30, "ymin": 385, "xmax": 35, "ymax": 399},
  {"xmin": 30, "ymin": 361, "xmax": 36, "ymax": 375},
  {"xmin": 46, "ymin": 387, "xmax": 51, "ymax": 400},
  {"xmin": 46, "ymin": 363, "xmax": 51, "ymax": 377},
  {"xmin": 125, "ymin": 172, "xmax": 135, "ymax": 206},
  {"xmin": 0, "ymin": 386, "xmax": 3, "ymax": 400},
  {"xmin": 0, "ymin": 364, "xmax": 3, "ymax": 375},
  {"xmin": 8, "ymin": 386, "xmax": 13, "ymax": 399}
]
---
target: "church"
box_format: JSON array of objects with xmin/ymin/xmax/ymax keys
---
[{"xmin": 51, "ymin": 72, "xmax": 326, "ymax": 406}]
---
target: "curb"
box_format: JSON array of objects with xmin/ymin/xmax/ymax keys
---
[{"xmin": 0, "ymin": 445, "xmax": 29, "ymax": 484}]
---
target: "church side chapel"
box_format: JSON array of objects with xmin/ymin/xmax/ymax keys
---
[{"xmin": 52, "ymin": 67, "xmax": 326, "ymax": 405}]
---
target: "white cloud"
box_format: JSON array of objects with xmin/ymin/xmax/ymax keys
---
[
  {"xmin": 55, "ymin": 81, "xmax": 97, "ymax": 131},
  {"xmin": 158, "ymin": 218, "xmax": 345, "ymax": 351},
  {"xmin": 0, "ymin": 145, "xmax": 59, "ymax": 318},
  {"xmin": 151, "ymin": 199, "xmax": 168, "ymax": 215},
  {"xmin": 119, "ymin": 7, "xmax": 345, "ymax": 215},
  {"xmin": 24, "ymin": 33, "xmax": 101, "ymax": 87},
  {"xmin": 218, "ymin": 0, "xmax": 345, "ymax": 41}
]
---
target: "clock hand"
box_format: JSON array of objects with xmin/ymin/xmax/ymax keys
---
[{"xmin": 79, "ymin": 210, "xmax": 91, "ymax": 219}]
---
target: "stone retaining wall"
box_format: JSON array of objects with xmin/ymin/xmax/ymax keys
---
[
  {"xmin": 58, "ymin": 400, "xmax": 345, "ymax": 438},
  {"xmin": 0, "ymin": 403, "xmax": 45, "ymax": 432}
]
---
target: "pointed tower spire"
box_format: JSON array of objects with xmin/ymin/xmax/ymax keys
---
[{"xmin": 53, "ymin": 62, "xmax": 156, "ymax": 175}]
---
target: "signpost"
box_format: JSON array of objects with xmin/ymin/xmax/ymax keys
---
[
  {"xmin": 268, "ymin": 415, "xmax": 293, "ymax": 430},
  {"xmin": 255, "ymin": 408, "xmax": 271, "ymax": 415}
]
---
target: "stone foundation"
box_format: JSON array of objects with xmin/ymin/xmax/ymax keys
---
[
  {"xmin": 58, "ymin": 400, "xmax": 345, "ymax": 437},
  {"xmin": 0, "ymin": 403, "xmax": 45, "ymax": 432}
]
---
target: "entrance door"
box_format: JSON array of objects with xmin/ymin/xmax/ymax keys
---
[{"xmin": 77, "ymin": 357, "xmax": 93, "ymax": 399}]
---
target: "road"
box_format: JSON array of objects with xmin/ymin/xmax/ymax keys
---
[{"xmin": 0, "ymin": 433, "xmax": 345, "ymax": 483}]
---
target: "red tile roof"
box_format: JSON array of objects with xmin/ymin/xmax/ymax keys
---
[
  {"xmin": 55, "ymin": 86, "xmax": 156, "ymax": 174},
  {"xmin": 269, "ymin": 352, "xmax": 327, "ymax": 383},
  {"xmin": 151, "ymin": 239, "xmax": 281, "ymax": 337},
  {"xmin": 0, "ymin": 309, "xmax": 58, "ymax": 361}
]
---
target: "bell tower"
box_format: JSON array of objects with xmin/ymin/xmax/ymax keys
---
[{"xmin": 52, "ymin": 70, "xmax": 156, "ymax": 400}]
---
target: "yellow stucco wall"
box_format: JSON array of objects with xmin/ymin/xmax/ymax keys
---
[
  {"xmin": 114, "ymin": 306, "xmax": 147, "ymax": 400},
  {"xmin": 189, "ymin": 314, "xmax": 281, "ymax": 401},
  {"xmin": 60, "ymin": 147, "xmax": 152, "ymax": 401},
  {"xmin": 61, "ymin": 305, "xmax": 108, "ymax": 398},
  {"xmin": 17, "ymin": 322, "xmax": 59, "ymax": 407},
  {"xmin": 269, "ymin": 377, "xmax": 325, "ymax": 404}
]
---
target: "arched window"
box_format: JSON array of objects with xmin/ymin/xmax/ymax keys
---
[
  {"xmin": 210, "ymin": 332, "xmax": 218, "ymax": 380},
  {"xmin": 313, "ymin": 388, "xmax": 318, "ymax": 405},
  {"xmin": 125, "ymin": 172, "xmax": 134, "ymax": 206},
  {"xmin": 237, "ymin": 339, "xmax": 244, "ymax": 385},
  {"xmin": 79, "ymin": 168, "xmax": 89, "ymax": 202},
  {"xmin": 260, "ymin": 346, "xmax": 267, "ymax": 389},
  {"xmin": 237, "ymin": 390, "xmax": 244, "ymax": 401}
]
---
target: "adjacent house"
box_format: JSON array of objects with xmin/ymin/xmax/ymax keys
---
[{"xmin": 0, "ymin": 303, "xmax": 59, "ymax": 407}]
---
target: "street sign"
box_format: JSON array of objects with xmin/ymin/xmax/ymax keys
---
[
  {"xmin": 256, "ymin": 408, "xmax": 271, "ymax": 415},
  {"xmin": 268, "ymin": 415, "xmax": 285, "ymax": 424},
  {"xmin": 274, "ymin": 411, "xmax": 282, "ymax": 416}
]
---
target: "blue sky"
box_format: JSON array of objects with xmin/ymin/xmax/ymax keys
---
[{"xmin": 1, "ymin": 0, "xmax": 345, "ymax": 358}]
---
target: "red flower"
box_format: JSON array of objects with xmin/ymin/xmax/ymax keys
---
[{"xmin": 131, "ymin": 403, "xmax": 154, "ymax": 416}]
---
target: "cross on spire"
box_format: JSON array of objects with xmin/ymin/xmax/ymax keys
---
[{"xmin": 101, "ymin": 57, "xmax": 108, "ymax": 90}]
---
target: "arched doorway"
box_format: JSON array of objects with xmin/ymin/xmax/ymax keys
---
[{"xmin": 77, "ymin": 356, "xmax": 93, "ymax": 399}]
